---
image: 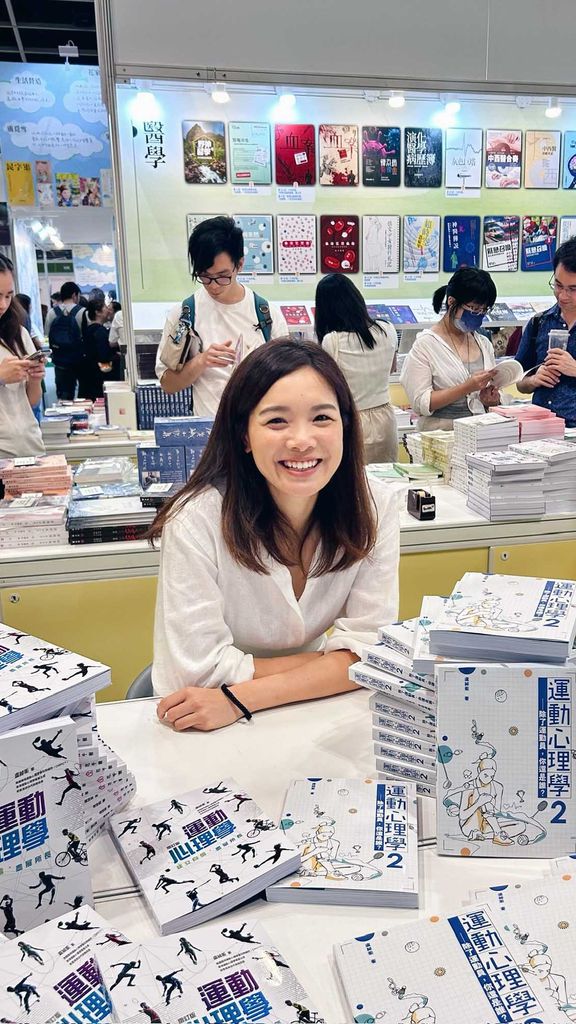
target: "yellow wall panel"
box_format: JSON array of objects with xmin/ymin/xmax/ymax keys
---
[
  {"xmin": 399, "ymin": 548, "xmax": 489, "ymax": 619},
  {"xmin": 490, "ymin": 541, "xmax": 576, "ymax": 579},
  {"xmin": 0, "ymin": 577, "xmax": 158, "ymax": 702}
]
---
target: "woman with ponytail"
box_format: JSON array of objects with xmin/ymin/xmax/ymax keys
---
[{"xmin": 400, "ymin": 268, "xmax": 501, "ymax": 430}]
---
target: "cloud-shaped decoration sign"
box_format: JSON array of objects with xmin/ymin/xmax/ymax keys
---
[
  {"xmin": 4, "ymin": 116, "xmax": 104, "ymax": 160},
  {"xmin": 63, "ymin": 78, "xmax": 108, "ymax": 126},
  {"xmin": 90, "ymin": 245, "xmax": 116, "ymax": 269},
  {"xmin": 74, "ymin": 266, "xmax": 116, "ymax": 288},
  {"xmin": 0, "ymin": 73, "xmax": 55, "ymax": 113}
]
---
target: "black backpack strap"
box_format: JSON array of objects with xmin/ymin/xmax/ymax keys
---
[{"xmin": 252, "ymin": 293, "xmax": 273, "ymax": 342}]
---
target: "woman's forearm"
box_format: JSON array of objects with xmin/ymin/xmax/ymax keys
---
[
  {"xmin": 26, "ymin": 379, "xmax": 42, "ymax": 405},
  {"xmin": 428, "ymin": 381, "xmax": 468, "ymax": 411},
  {"xmin": 252, "ymin": 651, "xmax": 323, "ymax": 677},
  {"xmin": 233, "ymin": 649, "xmax": 359, "ymax": 712}
]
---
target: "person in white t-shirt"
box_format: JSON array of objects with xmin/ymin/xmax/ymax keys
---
[
  {"xmin": 150, "ymin": 338, "xmax": 399, "ymax": 732},
  {"xmin": 156, "ymin": 216, "xmax": 287, "ymax": 417},
  {"xmin": 315, "ymin": 274, "xmax": 398, "ymax": 463},
  {"xmin": 0, "ymin": 255, "xmax": 45, "ymax": 459}
]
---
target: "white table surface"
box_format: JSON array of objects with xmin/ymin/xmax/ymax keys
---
[{"xmin": 91, "ymin": 691, "xmax": 551, "ymax": 1023}]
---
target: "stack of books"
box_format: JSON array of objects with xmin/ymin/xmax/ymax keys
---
[
  {"xmin": 74, "ymin": 456, "xmax": 138, "ymax": 486},
  {"xmin": 140, "ymin": 480, "xmax": 181, "ymax": 508},
  {"xmin": 72, "ymin": 480, "xmax": 142, "ymax": 502},
  {"xmin": 109, "ymin": 777, "xmax": 300, "ymax": 934},
  {"xmin": 350, "ymin": 622, "xmax": 437, "ymax": 797},
  {"xmin": 465, "ymin": 448, "xmax": 546, "ymax": 520},
  {"xmin": 428, "ymin": 571, "xmax": 576, "ymax": 663},
  {"xmin": 267, "ymin": 777, "xmax": 419, "ymax": 907},
  {"xmin": 135, "ymin": 379, "xmax": 193, "ymax": 429},
  {"xmin": 0, "ymin": 492, "xmax": 69, "ymax": 548},
  {"xmin": 0, "ymin": 453, "xmax": 73, "ymax": 495},
  {"xmin": 67, "ymin": 495, "xmax": 155, "ymax": 544},
  {"xmin": 40, "ymin": 410, "xmax": 71, "ymax": 444},
  {"xmin": 450, "ymin": 413, "xmax": 519, "ymax": 493},
  {"xmin": 104, "ymin": 380, "xmax": 138, "ymax": 430},
  {"xmin": 335, "ymin": 875, "xmax": 576, "ymax": 1024},
  {"xmin": 137, "ymin": 416, "xmax": 213, "ymax": 487},
  {"xmin": 509, "ymin": 438, "xmax": 576, "ymax": 514},
  {"xmin": 423, "ymin": 429, "xmax": 455, "ymax": 483},
  {"xmin": 495, "ymin": 403, "xmax": 566, "ymax": 439},
  {"xmin": 392, "ymin": 462, "xmax": 443, "ymax": 482},
  {"xmin": 72, "ymin": 698, "xmax": 137, "ymax": 843}
]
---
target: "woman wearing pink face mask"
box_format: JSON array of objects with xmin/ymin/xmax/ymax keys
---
[
  {"xmin": 0, "ymin": 255, "xmax": 45, "ymax": 458},
  {"xmin": 400, "ymin": 267, "xmax": 501, "ymax": 431}
]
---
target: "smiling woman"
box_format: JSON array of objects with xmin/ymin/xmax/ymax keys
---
[{"xmin": 149, "ymin": 338, "xmax": 400, "ymax": 733}]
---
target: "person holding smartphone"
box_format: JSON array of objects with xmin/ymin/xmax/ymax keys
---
[{"xmin": 0, "ymin": 256, "xmax": 45, "ymax": 458}]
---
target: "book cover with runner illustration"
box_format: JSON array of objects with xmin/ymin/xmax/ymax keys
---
[
  {"xmin": 0, "ymin": 717, "xmax": 92, "ymax": 936},
  {"xmin": 0, "ymin": 905, "xmax": 123, "ymax": 1023},
  {"xmin": 109, "ymin": 778, "xmax": 300, "ymax": 934},
  {"xmin": 96, "ymin": 919, "xmax": 326, "ymax": 1024},
  {"xmin": 266, "ymin": 777, "xmax": 418, "ymax": 906},
  {"xmin": 436, "ymin": 662, "xmax": 576, "ymax": 858}
]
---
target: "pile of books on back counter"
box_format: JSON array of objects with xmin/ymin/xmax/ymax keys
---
[
  {"xmin": 137, "ymin": 415, "xmax": 213, "ymax": 488},
  {"xmin": 0, "ymin": 492, "xmax": 70, "ymax": 548},
  {"xmin": 405, "ymin": 428, "xmax": 455, "ymax": 483},
  {"xmin": 0, "ymin": 452, "xmax": 73, "ymax": 495},
  {"xmin": 67, "ymin": 455, "xmax": 155, "ymax": 543},
  {"xmin": 510, "ymin": 438, "xmax": 576, "ymax": 515},
  {"xmin": 465, "ymin": 448, "xmax": 547, "ymax": 521},
  {"xmin": 451, "ymin": 412, "xmax": 520, "ymax": 493},
  {"xmin": 494, "ymin": 402, "xmax": 566, "ymax": 440},
  {"xmin": 0, "ymin": 624, "xmax": 134, "ymax": 935},
  {"xmin": 135, "ymin": 379, "xmax": 193, "ymax": 429}
]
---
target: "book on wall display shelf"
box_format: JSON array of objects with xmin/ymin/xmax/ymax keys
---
[
  {"xmin": 0, "ymin": 625, "xmax": 110, "ymax": 733},
  {"xmin": 266, "ymin": 777, "xmax": 419, "ymax": 907},
  {"xmin": 96, "ymin": 918, "xmax": 326, "ymax": 1024},
  {"xmin": 279, "ymin": 305, "xmax": 311, "ymax": 326},
  {"xmin": 402, "ymin": 215, "xmax": 441, "ymax": 273},
  {"xmin": 484, "ymin": 128, "xmax": 522, "ymax": 188},
  {"xmin": 318, "ymin": 123, "xmax": 359, "ymax": 186},
  {"xmin": 521, "ymin": 215, "xmax": 558, "ymax": 272},
  {"xmin": 404, "ymin": 127, "xmax": 443, "ymax": 188},
  {"xmin": 186, "ymin": 213, "xmax": 222, "ymax": 243},
  {"xmin": 319, "ymin": 215, "xmax": 359, "ymax": 274},
  {"xmin": 562, "ymin": 130, "xmax": 576, "ymax": 189},
  {"xmin": 524, "ymin": 129, "xmax": 561, "ymax": 189},
  {"xmin": 428, "ymin": 572, "xmax": 576, "ymax": 663},
  {"xmin": 362, "ymin": 125, "xmax": 401, "ymax": 186},
  {"xmin": 233, "ymin": 214, "xmax": 274, "ymax": 274},
  {"xmin": 0, "ymin": 717, "xmax": 92, "ymax": 936},
  {"xmin": 109, "ymin": 777, "xmax": 300, "ymax": 934},
  {"xmin": 482, "ymin": 214, "xmax": 520, "ymax": 272},
  {"xmin": 182, "ymin": 120, "xmax": 227, "ymax": 184},
  {"xmin": 0, "ymin": 906, "xmax": 123, "ymax": 1024},
  {"xmin": 274, "ymin": 123, "xmax": 316, "ymax": 186},
  {"xmin": 334, "ymin": 903, "xmax": 559, "ymax": 1024},
  {"xmin": 444, "ymin": 127, "xmax": 483, "ymax": 189},
  {"xmin": 362, "ymin": 214, "xmax": 400, "ymax": 274},
  {"xmin": 436, "ymin": 662, "xmax": 576, "ymax": 859},
  {"xmin": 276, "ymin": 214, "xmax": 317, "ymax": 274},
  {"xmin": 559, "ymin": 215, "xmax": 576, "ymax": 244},
  {"xmin": 443, "ymin": 215, "xmax": 481, "ymax": 272},
  {"xmin": 228, "ymin": 120, "xmax": 272, "ymax": 185}
]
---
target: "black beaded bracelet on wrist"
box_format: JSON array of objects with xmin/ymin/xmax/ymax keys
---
[{"xmin": 221, "ymin": 683, "xmax": 253, "ymax": 722}]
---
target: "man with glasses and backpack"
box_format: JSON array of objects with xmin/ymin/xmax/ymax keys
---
[
  {"xmin": 46, "ymin": 281, "xmax": 85, "ymax": 400},
  {"xmin": 517, "ymin": 237, "xmax": 576, "ymax": 426},
  {"xmin": 156, "ymin": 217, "xmax": 287, "ymax": 416}
]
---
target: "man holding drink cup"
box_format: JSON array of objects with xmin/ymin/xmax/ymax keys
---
[{"xmin": 517, "ymin": 237, "xmax": 576, "ymax": 426}]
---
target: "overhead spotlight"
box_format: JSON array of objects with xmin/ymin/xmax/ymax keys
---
[
  {"xmin": 388, "ymin": 92, "xmax": 405, "ymax": 109},
  {"xmin": 30, "ymin": 220, "xmax": 43, "ymax": 234},
  {"xmin": 58, "ymin": 39, "xmax": 78, "ymax": 63},
  {"xmin": 130, "ymin": 90, "xmax": 160, "ymax": 120},
  {"xmin": 277, "ymin": 89, "xmax": 296, "ymax": 112},
  {"xmin": 545, "ymin": 97, "xmax": 562, "ymax": 118},
  {"xmin": 37, "ymin": 225, "xmax": 51, "ymax": 241},
  {"xmin": 444, "ymin": 100, "xmax": 461, "ymax": 114},
  {"xmin": 211, "ymin": 83, "xmax": 230, "ymax": 104},
  {"xmin": 52, "ymin": 238, "xmax": 65, "ymax": 250}
]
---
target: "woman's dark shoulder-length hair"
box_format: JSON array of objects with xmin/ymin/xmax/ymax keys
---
[{"xmin": 149, "ymin": 337, "xmax": 377, "ymax": 575}]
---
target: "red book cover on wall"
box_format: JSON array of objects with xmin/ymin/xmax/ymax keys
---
[
  {"xmin": 274, "ymin": 124, "xmax": 316, "ymax": 185},
  {"xmin": 320, "ymin": 215, "xmax": 359, "ymax": 273}
]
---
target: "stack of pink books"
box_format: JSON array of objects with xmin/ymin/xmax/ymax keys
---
[
  {"xmin": 494, "ymin": 404, "xmax": 565, "ymax": 440},
  {"xmin": 0, "ymin": 453, "xmax": 73, "ymax": 495}
]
